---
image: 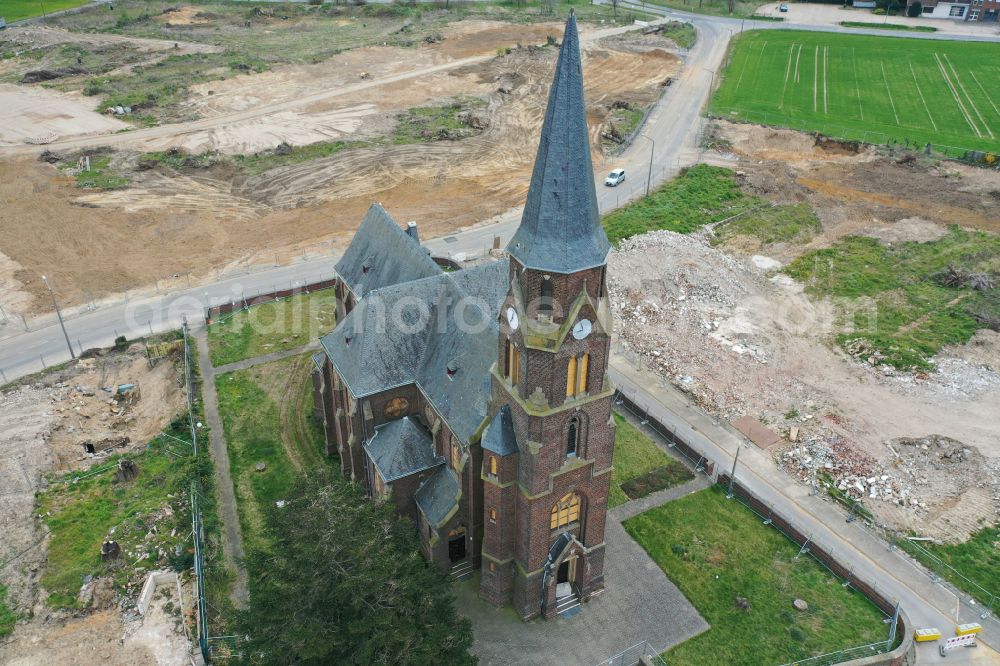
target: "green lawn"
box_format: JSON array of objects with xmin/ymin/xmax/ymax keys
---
[
  {"xmin": 712, "ymin": 30, "xmax": 1000, "ymax": 153},
  {"xmin": 713, "ymin": 202, "xmax": 821, "ymax": 247},
  {"xmin": 36, "ymin": 418, "xmax": 199, "ymax": 608},
  {"xmin": 215, "ymin": 355, "xmax": 331, "ymax": 551},
  {"xmin": 625, "ymin": 487, "xmax": 890, "ymax": 665},
  {"xmin": 602, "ymin": 164, "xmax": 820, "ymax": 247},
  {"xmin": 602, "ymin": 164, "xmax": 761, "ymax": 244},
  {"xmin": 610, "ymin": 412, "xmax": 693, "ymax": 508},
  {"xmin": 0, "ymin": 0, "xmax": 88, "ymax": 22},
  {"xmin": 899, "ymin": 524, "xmax": 1000, "ymax": 605},
  {"xmin": 785, "ymin": 226, "xmax": 1000, "ymax": 370},
  {"xmin": 207, "ymin": 288, "xmax": 336, "ymax": 367}
]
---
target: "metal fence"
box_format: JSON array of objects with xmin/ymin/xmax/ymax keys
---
[
  {"xmin": 892, "ymin": 538, "xmax": 996, "ymax": 619},
  {"xmin": 709, "ymin": 107, "xmax": 999, "ymax": 166},
  {"xmin": 611, "ymin": 387, "xmax": 906, "ymax": 666},
  {"xmin": 596, "ymin": 641, "xmax": 668, "ymax": 666},
  {"xmin": 182, "ymin": 322, "xmax": 242, "ymax": 663}
]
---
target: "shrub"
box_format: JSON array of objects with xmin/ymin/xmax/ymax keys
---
[
  {"xmin": 907, "ymin": 1, "xmax": 922, "ymax": 15},
  {"xmin": 114, "ymin": 335, "xmax": 128, "ymax": 350}
]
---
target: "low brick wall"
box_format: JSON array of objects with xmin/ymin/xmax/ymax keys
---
[
  {"xmin": 204, "ymin": 278, "xmax": 337, "ymax": 324},
  {"xmin": 615, "ymin": 390, "xmax": 915, "ymax": 666}
]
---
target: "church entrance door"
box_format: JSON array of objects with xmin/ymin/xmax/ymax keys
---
[
  {"xmin": 556, "ymin": 557, "xmax": 576, "ymax": 584},
  {"xmin": 448, "ymin": 528, "xmax": 467, "ymax": 563}
]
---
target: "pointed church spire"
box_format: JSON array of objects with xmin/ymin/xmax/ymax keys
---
[{"xmin": 507, "ymin": 11, "xmax": 611, "ymax": 274}]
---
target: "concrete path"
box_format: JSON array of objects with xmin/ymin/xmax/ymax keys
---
[
  {"xmin": 610, "ymin": 475, "xmax": 712, "ymax": 523},
  {"xmin": 609, "ymin": 356, "xmax": 1000, "ymax": 664},
  {"xmin": 212, "ymin": 340, "xmax": 319, "ymax": 376},
  {"xmin": 457, "ymin": 507, "xmax": 709, "ymax": 666},
  {"xmin": 193, "ymin": 324, "xmax": 249, "ymax": 607},
  {"xmin": 457, "ymin": 407, "xmax": 717, "ymax": 666}
]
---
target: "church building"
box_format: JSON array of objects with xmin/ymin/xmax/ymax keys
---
[{"xmin": 312, "ymin": 12, "xmax": 616, "ymax": 621}]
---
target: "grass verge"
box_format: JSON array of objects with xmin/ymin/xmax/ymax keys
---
[
  {"xmin": 67, "ymin": 154, "xmax": 130, "ymax": 190},
  {"xmin": 624, "ymin": 486, "xmax": 890, "ymax": 665},
  {"xmin": 840, "ymin": 21, "xmax": 936, "ymax": 31},
  {"xmin": 898, "ymin": 525, "xmax": 1000, "ymax": 604},
  {"xmin": 215, "ymin": 355, "xmax": 331, "ymax": 552},
  {"xmin": 601, "ymin": 164, "xmax": 821, "ymax": 247},
  {"xmin": 610, "ymin": 412, "xmax": 693, "ymax": 508},
  {"xmin": 207, "ymin": 288, "xmax": 336, "ymax": 367},
  {"xmin": 785, "ymin": 226, "xmax": 1000, "ymax": 370}
]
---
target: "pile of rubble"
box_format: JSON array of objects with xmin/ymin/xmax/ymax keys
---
[{"xmin": 780, "ymin": 432, "xmax": 1000, "ymax": 537}]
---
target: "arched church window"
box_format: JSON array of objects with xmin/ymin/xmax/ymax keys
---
[
  {"xmin": 540, "ymin": 278, "xmax": 553, "ymax": 313},
  {"xmin": 567, "ymin": 418, "xmax": 579, "ymax": 458},
  {"xmin": 566, "ymin": 353, "xmax": 589, "ymax": 398},
  {"xmin": 550, "ymin": 492, "xmax": 581, "ymax": 530}
]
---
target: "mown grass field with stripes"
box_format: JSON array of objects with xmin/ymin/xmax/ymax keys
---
[{"xmin": 712, "ymin": 30, "xmax": 1000, "ymax": 154}]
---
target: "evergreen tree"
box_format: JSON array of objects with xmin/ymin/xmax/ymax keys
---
[{"xmin": 238, "ymin": 472, "xmax": 476, "ymax": 665}]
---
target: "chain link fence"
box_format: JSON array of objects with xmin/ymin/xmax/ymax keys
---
[
  {"xmin": 611, "ymin": 387, "xmax": 909, "ymax": 666},
  {"xmin": 596, "ymin": 641, "xmax": 669, "ymax": 666}
]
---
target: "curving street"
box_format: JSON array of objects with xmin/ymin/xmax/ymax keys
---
[{"xmin": 1, "ymin": 7, "xmax": 999, "ymax": 662}]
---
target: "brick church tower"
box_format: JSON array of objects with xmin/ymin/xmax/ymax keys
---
[{"xmin": 478, "ymin": 12, "xmax": 616, "ymax": 621}]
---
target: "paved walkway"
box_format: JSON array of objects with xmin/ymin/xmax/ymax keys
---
[
  {"xmin": 457, "ymin": 429, "xmax": 714, "ymax": 666},
  {"xmin": 610, "ymin": 475, "xmax": 712, "ymax": 523},
  {"xmin": 609, "ymin": 356, "xmax": 1000, "ymax": 664},
  {"xmin": 457, "ymin": 527, "xmax": 708, "ymax": 666},
  {"xmin": 193, "ymin": 324, "xmax": 249, "ymax": 607},
  {"xmin": 212, "ymin": 340, "xmax": 319, "ymax": 376}
]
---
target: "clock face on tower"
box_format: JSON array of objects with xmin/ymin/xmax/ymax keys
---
[
  {"xmin": 506, "ymin": 307, "xmax": 519, "ymax": 331},
  {"xmin": 572, "ymin": 318, "xmax": 592, "ymax": 340}
]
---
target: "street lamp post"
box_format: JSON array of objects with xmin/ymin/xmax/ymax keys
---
[
  {"xmin": 42, "ymin": 275, "xmax": 75, "ymax": 360},
  {"xmin": 637, "ymin": 134, "xmax": 656, "ymax": 196}
]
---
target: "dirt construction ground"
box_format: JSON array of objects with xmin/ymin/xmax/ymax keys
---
[
  {"xmin": 612, "ymin": 121, "xmax": 1000, "ymax": 542},
  {"xmin": 0, "ymin": 348, "xmax": 190, "ymax": 664},
  {"xmin": 0, "ymin": 19, "xmax": 678, "ymax": 314}
]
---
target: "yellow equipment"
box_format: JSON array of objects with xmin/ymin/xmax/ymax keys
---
[
  {"xmin": 955, "ymin": 623, "xmax": 982, "ymax": 636},
  {"xmin": 914, "ymin": 628, "xmax": 941, "ymax": 642}
]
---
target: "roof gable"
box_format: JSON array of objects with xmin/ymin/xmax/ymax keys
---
[
  {"xmin": 363, "ymin": 416, "xmax": 443, "ymax": 482},
  {"xmin": 415, "ymin": 466, "xmax": 461, "ymax": 528},
  {"xmin": 321, "ymin": 259, "xmax": 510, "ymax": 443},
  {"xmin": 335, "ymin": 204, "xmax": 442, "ymax": 299}
]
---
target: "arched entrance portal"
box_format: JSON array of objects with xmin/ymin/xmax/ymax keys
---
[
  {"xmin": 448, "ymin": 527, "xmax": 467, "ymax": 563},
  {"xmin": 556, "ymin": 556, "xmax": 577, "ymax": 586}
]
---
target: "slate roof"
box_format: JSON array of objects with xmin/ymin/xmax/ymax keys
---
[
  {"xmin": 320, "ymin": 259, "xmax": 510, "ymax": 443},
  {"xmin": 507, "ymin": 13, "xmax": 611, "ymax": 274},
  {"xmin": 415, "ymin": 466, "xmax": 461, "ymax": 528},
  {"xmin": 482, "ymin": 405, "xmax": 518, "ymax": 456},
  {"xmin": 335, "ymin": 204, "xmax": 442, "ymax": 300},
  {"xmin": 363, "ymin": 416, "xmax": 443, "ymax": 483}
]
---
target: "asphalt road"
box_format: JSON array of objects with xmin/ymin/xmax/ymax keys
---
[
  {"xmin": 2, "ymin": 11, "xmax": 999, "ymax": 661},
  {"xmin": 0, "ymin": 11, "xmax": 730, "ymax": 379}
]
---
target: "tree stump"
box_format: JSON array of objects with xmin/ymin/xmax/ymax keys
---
[
  {"xmin": 101, "ymin": 540, "xmax": 121, "ymax": 561},
  {"xmin": 116, "ymin": 459, "xmax": 139, "ymax": 482}
]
